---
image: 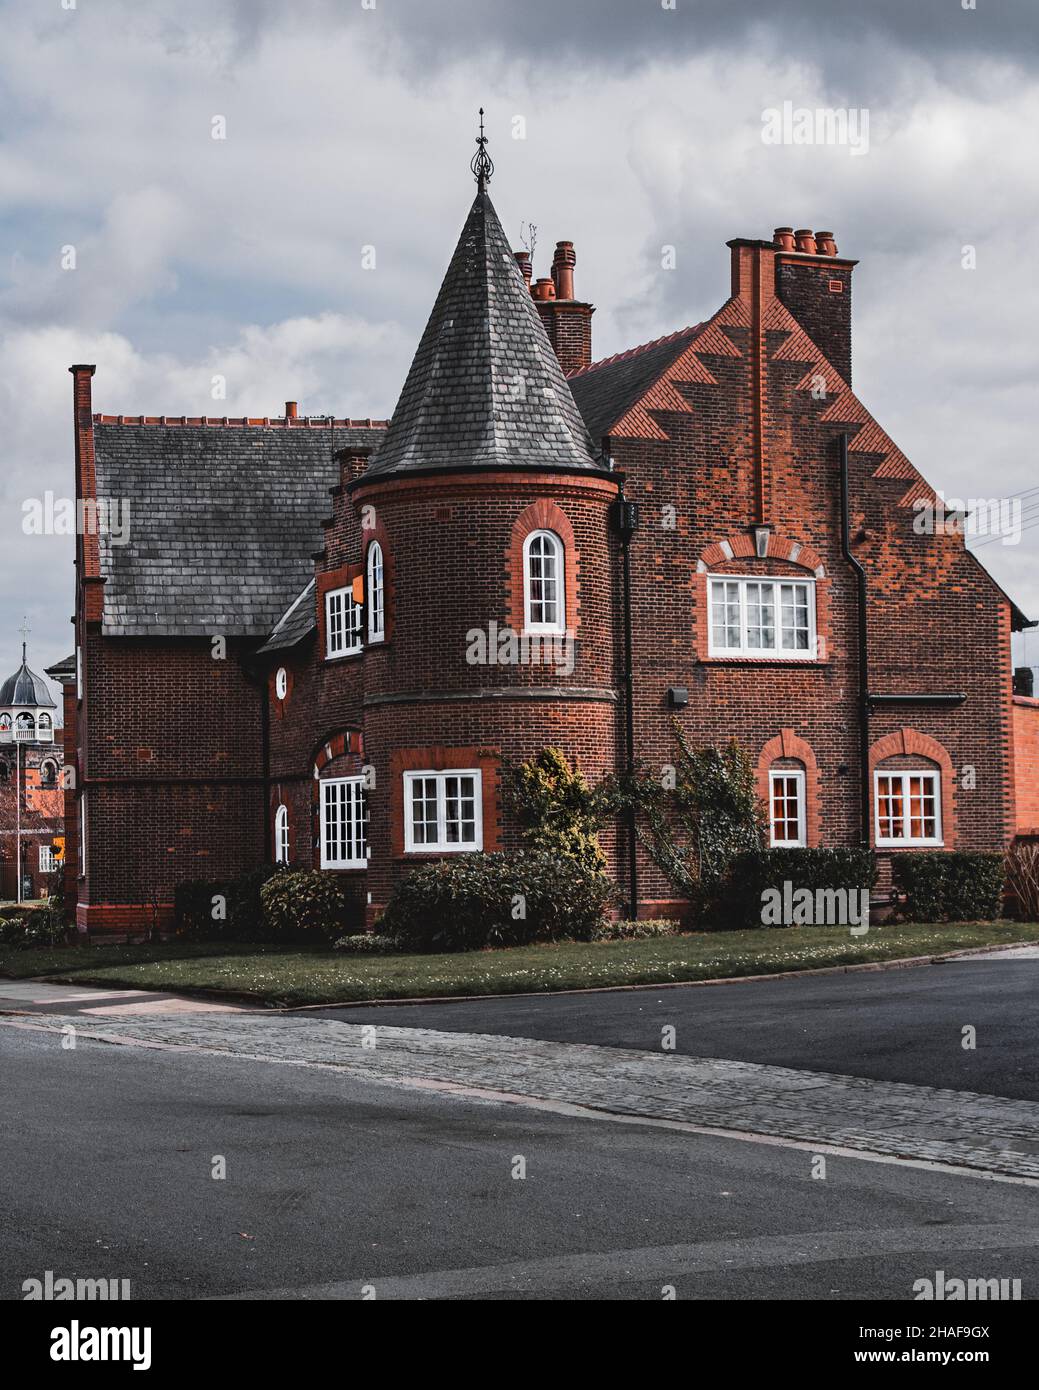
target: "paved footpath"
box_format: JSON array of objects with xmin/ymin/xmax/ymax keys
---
[{"xmin": 4, "ymin": 1007, "xmax": 1039, "ymax": 1182}]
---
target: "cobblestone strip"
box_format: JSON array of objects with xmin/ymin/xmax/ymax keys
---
[{"xmin": 8, "ymin": 1012, "xmax": 1039, "ymax": 1179}]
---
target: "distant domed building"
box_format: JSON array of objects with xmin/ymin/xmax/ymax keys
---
[{"xmin": 0, "ymin": 625, "xmax": 65, "ymax": 902}]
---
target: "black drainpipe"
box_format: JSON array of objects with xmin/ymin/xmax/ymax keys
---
[
  {"xmin": 242, "ymin": 650, "xmax": 272, "ymax": 862},
  {"xmin": 610, "ymin": 464, "xmax": 639, "ymax": 918},
  {"xmin": 839, "ymin": 432, "xmax": 871, "ymax": 846}
]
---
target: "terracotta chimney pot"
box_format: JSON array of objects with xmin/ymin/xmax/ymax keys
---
[
  {"xmin": 794, "ymin": 229, "xmax": 817, "ymax": 255},
  {"xmin": 551, "ymin": 240, "xmax": 576, "ymax": 301},
  {"xmin": 285, "ymin": 400, "xmax": 298, "ymax": 419},
  {"xmin": 815, "ymin": 231, "xmax": 837, "ymax": 256},
  {"xmin": 531, "ymin": 277, "xmax": 556, "ymax": 301},
  {"xmin": 514, "ymin": 250, "xmax": 533, "ymax": 288},
  {"xmin": 773, "ymin": 227, "xmax": 796, "ymax": 252}
]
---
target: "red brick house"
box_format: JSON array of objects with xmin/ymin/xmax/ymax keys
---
[
  {"xmin": 0, "ymin": 637, "xmax": 65, "ymax": 902},
  {"xmin": 63, "ymin": 160, "xmax": 1033, "ymax": 934}
]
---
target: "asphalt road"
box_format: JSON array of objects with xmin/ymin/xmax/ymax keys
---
[
  {"xmin": 322, "ymin": 957, "xmax": 1039, "ymax": 1100},
  {"xmin": 3, "ymin": 1024, "xmax": 1038, "ymax": 1301}
]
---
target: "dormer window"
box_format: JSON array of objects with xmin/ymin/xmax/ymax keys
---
[
  {"xmin": 325, "ymin": 587, "xmax": 362, "ymax": 658},
  {"xmin": 523, "ymin": 530, "xmax": 566, "ymax": 634},
  {"xmin": 367, "ymin": 542, "xmax": 385, "ymax": 643}
]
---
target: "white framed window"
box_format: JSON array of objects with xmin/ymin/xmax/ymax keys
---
[
  {"xmin": 523, "ymin": 530, "xmax": 566, "ymax": 634},
  {"xmin": 274, "ymin": 804, "xmax": 290, "ymax": 864},
  {"xmin": 769, "ymin": 769, "xmax": 806, "ymax": 847},
  {"xmin": 275, "ymin": 667, "xmax": 288, "ymax": 700},
  {"xmin": 874, "ymin": 769, "xmax": 943, "ymax": 847},
  {"xmin": 320, "ymin": 776, "xmax": 368, "ymax": 868},
  {"xmin": 40, "ymin": 845, "xmax": 56, "ymax": 873},
  {"xmin": 76, "ymin": 646, "xmax": 83, "ymax": 702},
  {"xmin": 78, "ymin": 793, "xmax": 86, "ymax": 879},
  {"xmin": 404, "ymin": 770, "xmax": 482, "ymax": 853},
  {"xmin": 367, "ymin": 542, "xmax": 385, "ymax": 642},
  {"xmin": 325, "ymin": 586, "xmax": 362, "ymax": 658},
  {"xmin": 708, "ymin": 575, "xmax": 816, "ymax": 658}
]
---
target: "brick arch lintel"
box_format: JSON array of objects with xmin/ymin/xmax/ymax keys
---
[
  {"xmin": 697, "ymin": 531, "xmax": 825, "ymax": 577},
  {"xmin": 311, "ymin": 728, "xmax": 365, "ymax": 780},
  {"xmin": 506, "ymin": 499, "xmax": 580, "ymax": 635},
  {"xmin": 868, "ymin": 727, "xmax": 957, "ymax": 849},
  {"xmin": 756, "ymin": 728, "xmax": 822, "ymax": 847}
]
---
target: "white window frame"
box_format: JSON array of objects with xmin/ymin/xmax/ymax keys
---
[
  {"xmin": 768, "ymin": 768, "xmax": 806, "ymax": 848},
  {"xmin": 76, "ymin": 646, "xmax": 83, "ymax": 703},
  {"xmin": 274, "ymin": 804, "xmax": 290, "ymax": 864},
  {"xmin": 319, "ymin": 776, "xmax": 368, "ymax": 869},
  {"xmin": 523, "ymin": 530, "xmax": 566, "ymax": 635},
  {"xmin": 275, "ymin": 667, "xmax": 288, "ymax": 700},
  {"xmin": 367, "ymin": 542, "xmax": 385, "ymax": 643},
  {"xmin": 325, "ymin": 586, "xmax": 362, "ymax": 659},
  {"xmin": 78, "ymin": 793, "xmax": 86, "ymax": 879},
  {"xmin": 403, "ymin": 769, "xmax": 483, "ymax": 853},
  {"xmin": 707, "ymin": 574, "xmax": 817, "ymax": 659},
  {"xmin": 874, "ymin": 768, "xmax": 943, "ymax": 848},
  {"xmin": 40, "ymin": 845, "xmax": 56, "ymax": 873}
]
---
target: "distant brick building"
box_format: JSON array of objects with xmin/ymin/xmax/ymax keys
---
[
  {"xmin": 63, "ymin": 158, "xmax": 1033, "ymax": 935},
  {"xmin": 0, "ymin": 637, "xmax": 65, "ymax": 902}
]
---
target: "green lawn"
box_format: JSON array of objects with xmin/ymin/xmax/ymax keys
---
[{"xmin": 0, "ymin": 920, "xmax": 1035, "ymax": 1008}]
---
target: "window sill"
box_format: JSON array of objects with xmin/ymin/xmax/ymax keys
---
[
  {"xmin": 701, "ymin": 656, "xmax": 831, "ymax": 668},
  {"xmin": 319, "ymin": 863, "xmax": 367, "ymax": 872},
  {"xmin": 399, "ymin": 848, "xmax": 483, "ymax": 859},
  {"xmin": 876, "ymin": 841, "xmax": 945, "ymax": 851},
  {"xmin": 323, "ymin": 650, "xmax": 363, "ymax": 664}
]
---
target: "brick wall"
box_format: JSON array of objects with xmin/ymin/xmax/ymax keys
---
[{"xmin": 1013, "ymin": 696, "xmax": 1039, "ymax": 836}]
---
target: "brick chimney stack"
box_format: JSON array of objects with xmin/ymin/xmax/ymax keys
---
[
  {"xmin": 521, "ymin": 238, "xmax": 594, "ymax": 375},
  {"xmin": 771, "ymin": 225, "xmax": 857, "ymax": 385}
]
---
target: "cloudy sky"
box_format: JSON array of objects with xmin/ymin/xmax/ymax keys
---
[{"xmin": 2, "ymin": 0, "xmax": 1037, "ymax": 697}]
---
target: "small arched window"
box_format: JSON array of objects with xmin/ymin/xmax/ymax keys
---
[
  {"xmin": 367, "ymin": 542, "xmax": 385, "ymax": 642},
  {"xmin": 275, "ymin": 667, "xmax": 288, "ymax": 700},
  {"xmin": 523, "ymin": 530, "xmax": 565, "ymax": 633},
  {"xmin": 274, "ymin": 804, "xmax": 290, "ymax": 864},
  {"xmin": 15, "ymin": 713, "xmax": 35, "ymax": 740},
  {"xmin": 41, "ymin": 760, "xmax": 58, "ymax": 786}
]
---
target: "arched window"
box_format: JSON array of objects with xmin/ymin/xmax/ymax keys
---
[
  {"xmin": 38, "ymin": 713, "xmax": 52, "ymax": 741},
  {"xmin": 523, "ymin": 530, "xmax": 565, "ymax": 633},
  {"xmin": 274, "ymin": 804, "xmax": 290, "ymax": 864},
  {"xmin": 0, "ymin": 713, "xmax": 11, "ymax": 741},
  {"xmin": 15, "ymin": 713, "xmax": 34, "ymax": 741},
  {"xmin": 275, "ymin": 667, "xmax": 288, "ymax": 700},
  {"xmin": 367, "ymin": 541, "xmax": 385, "ymax": 643},
  {"xmin": 40, "ymin": 760, "xmax": 58, "ymax": 787}
]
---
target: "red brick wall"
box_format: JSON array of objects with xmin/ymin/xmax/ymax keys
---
[{"xmin": 1013, "ymin": 697, "xmax": 1039, "ymax": 836}]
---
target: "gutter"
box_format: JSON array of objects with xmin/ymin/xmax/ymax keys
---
[{"xmin": 609, "ymin": 463, "xmax": 639, "ymax": 919}]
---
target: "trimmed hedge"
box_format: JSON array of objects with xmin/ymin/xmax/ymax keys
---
[
  {"xmin": 174, "ymin": 866, "xmax": 281, "ymax": 941},
  {"xmin": 591, "ymin": 918, "xmax": 680, "ymax": 942},
  {"xmin": 377, "ymin": 851, "xmax": 615, "ymax": 953},
  {"xmin": 723, "ymin": 847, "xmax": 878, "ymax": 929},
  {"xmin": 893, "ymin": 852, "xmax": 1004, "ymax": 922},
  {"xmin": 333, "ymin": 933, "xmax": 404, "ymax": 956},
  {"xmin": 260, "ymin": 871, "xmax": 355, "ymax": 942}
]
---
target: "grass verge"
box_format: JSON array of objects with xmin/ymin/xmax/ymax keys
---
[{"xmin": 0, "ymin": 920, "xmax": 1035, "ymax": 1008}]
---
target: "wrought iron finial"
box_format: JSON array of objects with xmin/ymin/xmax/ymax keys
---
[
  {"xmin": 18, "ymin": 615, "xmax": 29, "ymax": 664},
  {"xmin": 470, "ymin": 107, "xmax": 494, "ymax": 190}
]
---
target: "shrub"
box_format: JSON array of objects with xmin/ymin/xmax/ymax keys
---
[
  {"xmin": 175, "ymin": 866, "xmax": 282, "ymax": 941},
  {"xmin": 260, "ymin": 870, "xmax": 353, "ymax": 941},
  {"xmin": 723, "ymin": 847, "xmax": 878, "ymax": 930},
  {"xmin": 893, "ymin": 852, "xmax": 1004, "ymax": 922},
  {"xmin": 621, "ymin": 730, "xmax": 764, "ymax": 916},
  {"xmin": 378, "ymin": 851, "xmax": 615, "ymax": 953},
  {"xmin": 590, "ymin": 918, "xmax": 680, "ymax": 941},
  {"xmin": 502, "ymin": 747, "xmax": 612, "ymax": 870},
  {"xmin": 333, "ymin": 933, "xmax": 404, "ymax": 955},
  {"xmin": 0, "ymin": 908, "xmax": 69, "ymax": 948},
  {"xmin": 1005, "ymin": 842, "xmax": 1039, "ymax": 922}
]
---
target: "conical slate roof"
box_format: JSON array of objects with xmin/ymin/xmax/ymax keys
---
[
  {"xmin": 0, "ymin": 657, "xmax": 56, "ymax": 708},
  {"xmin": 364, "ymin": 189, "xmax": 598, "ymax": 478}
]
